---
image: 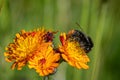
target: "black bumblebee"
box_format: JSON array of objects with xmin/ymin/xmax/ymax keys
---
[{"xmin": 69, "ymin": 30, "xmax": 93, "ymax": 53}]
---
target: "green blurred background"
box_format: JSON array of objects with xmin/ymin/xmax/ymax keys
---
[{"xmin": 0, "ymin": 0, "xmax": 120, "ymax": 80}]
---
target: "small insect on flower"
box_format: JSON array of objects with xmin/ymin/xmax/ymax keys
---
[
  {"xmin": 44, "ymin": 31, "xmax": 58, "ymax": 42},
  {"xmin": 68, "ymin": 29, "xmax": 93, "ymax": 53}
]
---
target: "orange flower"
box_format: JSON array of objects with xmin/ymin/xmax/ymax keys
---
[
  {"xmin": 59, "ymin": 33, "xmax": 90, "ymax": 69},
  {"xmin": 28, "ymin": 42, "xmax": 60, "ymax": 76},
  {"xmin": 4, "ymin": 28, "xmax": 56, "ymax": 70}
]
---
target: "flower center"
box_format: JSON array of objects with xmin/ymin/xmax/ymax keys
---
[{"xmin": 39, "ymin": 58, "xmax": 46, "ymax": 65}]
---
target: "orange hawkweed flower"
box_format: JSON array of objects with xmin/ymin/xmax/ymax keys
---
[
  {"xmin": 59, "ymin": 33, "xmax": 90, "ymax": 69},
  {"xmin": 4, "ymin": 28, "xmax": 56, "ymax": 70},
  {"xmin": 28, "ymin": 42, "xmax": 60, "ymax": 76}
]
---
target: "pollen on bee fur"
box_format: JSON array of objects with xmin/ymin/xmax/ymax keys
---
[{"xmin": 67, "ymin": 30, "xmax": 93, "ymax": 53}]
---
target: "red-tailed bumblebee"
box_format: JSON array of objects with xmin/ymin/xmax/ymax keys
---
[{"xmin": 68, "ymin": 30, "xmax": 93, "ymax": 53}]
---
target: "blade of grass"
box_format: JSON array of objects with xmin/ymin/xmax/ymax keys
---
[{"xmin": 86, "ymin": 3, "xmax": 108, "ymax": 80}]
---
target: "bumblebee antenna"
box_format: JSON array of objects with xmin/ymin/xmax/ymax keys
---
[{"xmin": 76, "ymin": 22, "xmax": 84, "ymax": 31}]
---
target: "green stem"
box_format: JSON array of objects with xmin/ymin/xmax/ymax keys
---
[{"xmin": 43, "ymin": 76, "xmax": 49, "ymax": 80}]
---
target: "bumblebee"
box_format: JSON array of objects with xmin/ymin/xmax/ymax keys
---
[{"xmin": 68, "ymin": 30, "xmax": 93, "ymax": 53}]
